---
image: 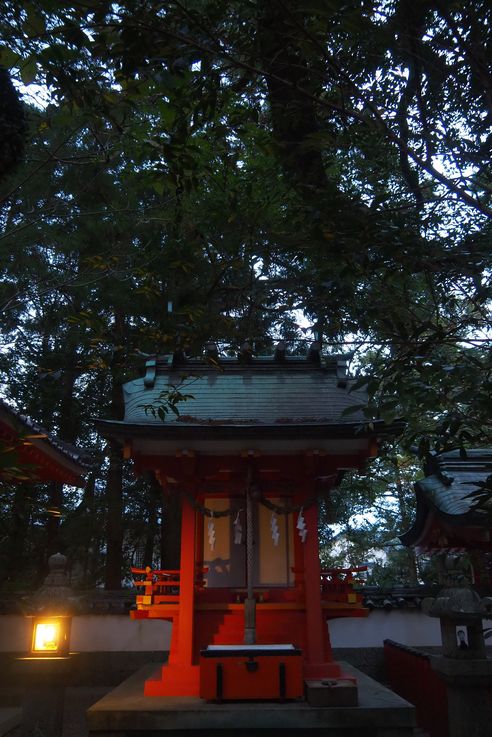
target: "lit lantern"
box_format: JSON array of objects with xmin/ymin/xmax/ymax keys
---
[
  {"xmin": 30, "ymin": 615, "xmax": 71, "ymax": 657},
  {"xmin": 27, "ymin": 552, "xmax": 74, "ymax": 659}
]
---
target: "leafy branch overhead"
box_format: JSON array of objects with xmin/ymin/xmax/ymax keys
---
[
  {"xmin": 140, "ymin": 379, "xmax": 196, "ymax": 422},
  {"xmin": 0, "ymin": 1, "xmax": 490, "ymax": 584},
  {"xmin": 463, "ymin": 474, "xmax": 492, "ymax": 514},
  {"xmin": 0, "ymin": 0, "xmax": 489, "ymax": 454}
]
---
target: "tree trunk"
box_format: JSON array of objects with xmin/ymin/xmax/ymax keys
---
[
  {"xmin": 44, "ymin": 335, "xmax": 79, "ymax": 565},
  {"xmin": 104, "ymin": 440, "xmax": 124, "ymax": 589},
  {"xmin": 393, "ymin": 457, "xmax": 419, "ymax": 586},
  {"xmin": 258, "ymin": 1, "xmax": 328, "ymax": 197},
  {"xmin": 143, "ymin": 476, "xmax": 159, "ymax": 567},
  {"xmin": 46, "ymin": 481, "xmax": 64, "ymax": 558},
  {"xmin": 104, "ymin": 310, "xmax": 126, "ymax": 589},
  {"xmin": 3, "ymin": 484, "xmax": 32, "ymax": 583},
  {"xmin": 79, "ymin": 471, "xmax": 96, "ymax": 583}
]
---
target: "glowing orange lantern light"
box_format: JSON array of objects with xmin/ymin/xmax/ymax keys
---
[{"xmin": 30, "ymin": 616, "xmax": 71, "ymax": 657}]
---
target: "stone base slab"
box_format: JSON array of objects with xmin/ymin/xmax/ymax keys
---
[{"xmin": 87, "ymin": 662, "xmax": 415, "ymax": 736}]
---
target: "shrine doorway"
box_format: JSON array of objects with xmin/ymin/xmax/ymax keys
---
[{"xmin": 201, "ymin": 497, "xmax": 295, "ymax": 589}]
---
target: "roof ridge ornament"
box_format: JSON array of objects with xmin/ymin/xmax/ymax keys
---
[
  {"xmin": 238, "ymin": 341, "xmax": 253, "ymax": 364},
  {"xmin": 307, "ymin": 341, "xmax": 321, "ymax": 364},
  {"xmin": 143, "ymin": 358, "xmax": 157, "ymax": 388},
  {"xmin": 204, "ymin": 341, "xmax": 219, "ymax": 360},
  {"xmin": 274, "ymin": 341, "xmax": 286, "ymax": 363},
  {"xmin": 336, "ymin": 358, "xmax": 348, "ymax": 388}
]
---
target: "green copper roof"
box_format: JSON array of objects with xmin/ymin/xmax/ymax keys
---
[
  {"xmin": 400, "ymin": 449, "xmax": 492, "ymax": 548},
  {"xmin": 120, "ymin": 352, "xmax": 367, "ymax": 427}
]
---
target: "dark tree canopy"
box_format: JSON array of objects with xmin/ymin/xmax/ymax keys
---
[
  {"xmin": 0, "ymin": 66, "xmax": 26, "ymax": 179},
  {"xmin": 0, "ymin": 0, "xmax": 491, "ymax": 586}
]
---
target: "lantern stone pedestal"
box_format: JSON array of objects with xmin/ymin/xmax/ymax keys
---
[{"xmin": 423, "ymin": 578, "xmax": 492, "ymax": 737}]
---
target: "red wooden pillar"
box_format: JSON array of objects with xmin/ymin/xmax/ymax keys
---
[
  {"xmin": 302, "ymin": 492, "xmax": 342, "ymax": 679},
  {"xmin": 176, "ymin": 493, "xmax": 196, "ymax": 667},
  {"xmin": 144, "ymin": 489, "xmax": 200, "ymax": 696}
]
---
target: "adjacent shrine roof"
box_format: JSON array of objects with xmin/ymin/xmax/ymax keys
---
[
  {"xmin": 0, "ymin": 398, "xmax": 91, "ymax": 485},
  {"xmin": 400, "ymin": 448, "xmax": 492, "ymax": 551}
]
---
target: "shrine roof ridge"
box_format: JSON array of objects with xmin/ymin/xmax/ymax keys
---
[
  {"xmin": 139, "ymin": 348, "xmax": 353, "ymax": 391},
  {"xmin": 143, "ymin": 347, "xmax": 352, "ymax": 372},
  {"xmin": 425, "ymin": 447, "xmax": 492, "ymax": 475}
]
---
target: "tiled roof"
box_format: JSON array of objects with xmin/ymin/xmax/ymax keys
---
[
  {"xmin": 400, "ymin": 448, "xmax": 492, "ymax": 548},
  {"xmin": 420, "ymin": 449, "xmax": 492, "ymax": 517},
  {"xmin": 121, "ymin": 352, "xmax": 368, "ymax": 427},
  {"xmin": 0, "ymin": 398, "xmax": 92, "ymax": 474}
]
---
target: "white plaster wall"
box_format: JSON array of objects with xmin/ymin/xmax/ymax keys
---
[
  {"xmin": 0, "ymin": 615, "xmax": 170, "ymax": 653},
  {"xmin": 0, "ymin": 612, "xmax": 490, "ymax": 652},
  {"xmin": 330, "ymin": 611, "xmax": 492, "ymax": 648},
  {"xmin": 329, "ymin": 610, "xmax": 442, "ymax": 647},
  {"xmin": 70, "ymin": 616, "xmax": 171, "ymax": 652},
  {"xmin": 0, "ymin": 616, "xmax": 31, "ymax": 652}
]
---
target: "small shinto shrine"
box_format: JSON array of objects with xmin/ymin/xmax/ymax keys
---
[{"xmin": 97, "ymin": 345, "xmax": 396, "ymax": 701}]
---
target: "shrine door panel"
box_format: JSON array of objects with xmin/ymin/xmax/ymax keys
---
[
  {"xmin": 203, "ymin": 498, "xmax": 245, "ymax": 588},
  {"xmin": 254, "ymin": 500, "xmax": 294, "ymax": 587},
  {"xmin": 203, "ymin": 498, "xmax": 294, "ymax": 588}
]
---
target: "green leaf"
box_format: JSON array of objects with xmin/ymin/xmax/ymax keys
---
[
  {"xmin": 0, "ymin": 46, "xmax": 21, "ymax": 68},
  {"xmin": 20, "ymin": 56, "xmax": 37, "ymax": 85},
  {"xmin": 152, "ymin": 180, "xmax": 165, "ymax": 195},
  {"xmin": 341, "ymin": 404, "xmax": 364, "ymax": 416},
  {"xmin": 25, "ymin": 5, "xmax": 46, "ymax": 36}
]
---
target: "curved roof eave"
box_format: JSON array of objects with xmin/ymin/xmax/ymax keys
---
[{"xmin": 95, "ymin": 417, "xmax": 404, "ymax": 441}]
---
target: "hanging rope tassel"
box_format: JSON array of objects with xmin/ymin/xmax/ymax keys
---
[
  {"xmin": 297, "ymin": 507, "xmax": 307, "ymax": 543},
  {"xmin": 270, "ymin": 512, "xmax": 280, "ymax": 546},
  {"xmin": 207, "ymin": 511, "xmax": 216, "ymax": 551},
  {"xmin": 233, "ymin": 510, "xmax": 243, "ymax": 544}
]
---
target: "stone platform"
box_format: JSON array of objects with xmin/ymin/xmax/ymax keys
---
[{"xmin": 87, "ymin": 662, "xmax": 415, "ymax": 737}]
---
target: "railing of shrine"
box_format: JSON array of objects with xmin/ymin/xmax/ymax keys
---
[
  {"xmin": 131, "ymin": 566, "xmax": 208, "ymax": 606},
  {"xmin": 131, "ymin": 567, "xmax": 180, "ymax": 605},
  {"xmin": 131, "ymin": 565, "xmax": 366, "ymax": 607},
  {"xmin": 384, "ymin": 639, "xmax": 448, "ymax": 737},
  {"xmin": 320, "ymin": 566, "xmax": 367, "ymax": 601}
]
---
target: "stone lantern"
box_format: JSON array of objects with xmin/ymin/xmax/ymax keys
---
[
  {"xmin": 16, "ymin": 553, "xmax": 77, "ymax": 737},
  {"xmin": 423, "ymin": 556, "xmax": 492, "ymax": 737},
  {"xmin": 30, "ymin": 552, "xmax": 74, "ymax": 657}
]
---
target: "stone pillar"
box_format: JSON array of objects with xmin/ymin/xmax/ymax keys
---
[{"xmin": 423, "ymin": 556, "xmax": 492, "ymax": 737}]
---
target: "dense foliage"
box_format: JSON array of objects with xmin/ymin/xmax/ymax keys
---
[{"xmin": 0, "ymin": 1, "xmax": 490, "ymax": 588}]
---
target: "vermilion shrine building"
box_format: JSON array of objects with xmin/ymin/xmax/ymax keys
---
[
  {"xmin": 97, "ymin": 345, "xmax": 397, "ymax": 701},
  {"xmin": 0, "ymin": 398, "xmax": 89, "ymax": 485}
]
